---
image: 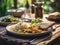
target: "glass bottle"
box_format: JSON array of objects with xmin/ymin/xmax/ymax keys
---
[
  {"xmin": 25, "ymin": 0, "xmax": 29, "ymax": 9},
  {"xmin": 24, "ymin": 0, "xmax": 31, "ymax": 19}
]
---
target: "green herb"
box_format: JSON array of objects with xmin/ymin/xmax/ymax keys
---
[
  {"xmin": 31, "ymin": 19, "xmax": 35, "ymax": 24},
  {"xmin": 31, "ymin": 18, "xmax": 41, "ymax": 24}
]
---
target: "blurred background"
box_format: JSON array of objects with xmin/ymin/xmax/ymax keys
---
[{"xmin": 0, "ymin": 0, "xmax": 60, "ymax": 17}]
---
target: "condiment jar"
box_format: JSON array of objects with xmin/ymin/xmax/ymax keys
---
[{"xmin": 34, "ymin": 2, "xmax": 43, "ymax": 18}]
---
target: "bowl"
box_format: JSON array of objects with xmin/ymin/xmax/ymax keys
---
[{"xmin": 8, "ymin": 9, "xmax": 25, "ymax": 18}]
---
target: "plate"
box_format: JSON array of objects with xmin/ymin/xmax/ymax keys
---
[
  {"xmin": 0, "ymin": 22, "xmax": 17, "ymax": 26},
  {"xmin": 6, "ymin": 23, "xmax": 53, "ymax": 38},
  {"xmin": 0, "ymin": 15, "xmax": 20, "ymax": 26}
]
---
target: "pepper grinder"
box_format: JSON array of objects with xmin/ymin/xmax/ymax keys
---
[{"xmin": 34, "ymin": 2, "xmax": 43, "ymax": 18}]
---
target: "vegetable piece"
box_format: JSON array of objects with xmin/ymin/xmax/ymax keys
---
[
  {"xmin": 31, "ymin": 19, "xmax": 35, "ymax": 24},
  {"xmin": 31, "ymin": 18, "xmax": 41, "ymax": 24},
  {"xmin": 35, "ymin": 18, "xmax": 41, "ymax": 23}
]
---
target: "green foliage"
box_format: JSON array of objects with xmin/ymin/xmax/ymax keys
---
[
  {"xmin": 21, "ymin": 0, "xmax": 31, "ymax": 7},
  {"xmin": 43, "ymin": 1, "xmax": 53, "ymax": 14},
  {"xmin": 0, "ymin": 0, "xmax": 7, "ymax": 17},
  {"xmin": 0, "ymin": 0, "xmax": 14, "ymax": 17},
  {"xmin": 43, "ymin": 0, "xmax": 60, "ymax": 14},
  {"xmin": 7, "ymin": 0, "xmax": 14, "ymax": 9}
]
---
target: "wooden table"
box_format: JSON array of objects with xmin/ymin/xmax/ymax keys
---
[
  {"xmin": 37, "ymin": 27, "xmax": 60, "ymax": 45},
  {"xmin": 0, "ymin": 15, "xmax": 60, "ymax": 45},
  {"xmin": 36, "ymin": 15, "xmax": 60, "ymax": 45}
]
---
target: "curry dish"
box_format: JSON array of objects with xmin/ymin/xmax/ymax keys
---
[{"xmin": 9, "ymin": 22, "xmax": 46, "ymax": 34}]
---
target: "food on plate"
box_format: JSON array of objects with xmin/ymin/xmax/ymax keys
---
[
  {"xmin": 1, "ymin": 16, "xmax": 20, "ymax": 22},
  {"xmin": 31, "ymin": 18, "xmax": 41, "ymax": 24},
  {"xmin": 9, "ymin": 22, "xmax": 46, "ymax": 34}
]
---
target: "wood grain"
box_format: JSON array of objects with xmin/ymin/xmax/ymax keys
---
[{"xmin": 37, "ymin": 15, "xmax": 60, "ymax": 45}]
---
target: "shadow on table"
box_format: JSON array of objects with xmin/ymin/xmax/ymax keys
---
[{"xmin": 47, "ymin": 36, "xmax": 60, "ymax": 45}]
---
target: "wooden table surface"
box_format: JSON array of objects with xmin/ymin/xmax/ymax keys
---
[
  {"xmin": 0, "ymin": 15, "xmax": 60, "ymax": 45},
  {"xmin": 36, "ymin": 15, "xmax": 60, "ymax": 45},
  {"xmin": 37, "ymin": 27, "xmax": 60, "ymax": 45}
]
